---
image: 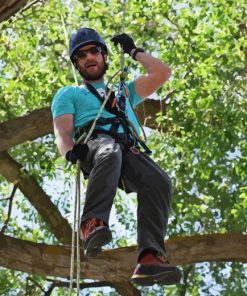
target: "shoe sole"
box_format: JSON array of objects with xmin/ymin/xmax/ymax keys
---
[
  {"xmin": 131, "ymin": 270, "xmax": 182, "ymax": 286},
  {"xmin": 84, "ymin": 228, "xmax": 112, "ymax": 258}
]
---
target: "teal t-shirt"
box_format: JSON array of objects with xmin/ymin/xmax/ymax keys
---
[{"xmin": 51, "ymin": 81, "xmax": 143, "ymax": 135}]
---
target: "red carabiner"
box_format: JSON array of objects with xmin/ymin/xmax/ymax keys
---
[{"xmin": 130, "ymin": 146, "xmax": 140, "ymax": 155}]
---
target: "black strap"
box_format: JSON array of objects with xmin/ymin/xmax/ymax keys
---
[
  {"xmin": 85, "ymin": 83, "xmax": 119, "ymax": 115},
  {"xmin": 85, "ymin": 83, "xmax": 152, "ymax": 154}
]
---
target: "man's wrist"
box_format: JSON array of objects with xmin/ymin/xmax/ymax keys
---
[
  {"xmin": 131, "ymin": 48, "xmax": 145, "ymax": 60},
  {"xmin": 65, "ymin": 150, "xmax": 77, "ymax": 164}
]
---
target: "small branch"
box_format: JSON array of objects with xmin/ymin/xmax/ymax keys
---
[
  {"xmin": 0, "ymin": 185, "xmax": 17, "ymax": 234},
  {"xmin": 43, "ymin": 279, "xmax": 114, "ymax": 296},
  {"xmin": 21, "ymin": 0, "xmax": 47, "ymax": 13},
  {"xmin": 25, "ymin": 276, "xmax": 46, "ymax": 295},
  {"xmin": 0, "ymin": 197, "xmax": 11, "ymax": 202},
  {"xmin": 163, "ymin": 89, "xmax": 176, "ymax": 101},
  {"xmin": 179, "ymin": 265, "xmax": 194, "ymax": 296}
]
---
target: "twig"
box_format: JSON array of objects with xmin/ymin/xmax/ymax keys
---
[
  {"xmin": 21, "ymin": 0, "xmax": 47, "ymax": 13},
  {"xmin": 25, "ymin": 276, "xmax": 46, "ymax": 295},
  {"xmin": 0, "ymin": 197, "xmax": 11, "ymax": 202},
  {"xmin": 163, "ymin": 89, "xmax": 176, "ymax": 101},
  {"xmin": 0, "ymin": 185, "xmax": 17, "ymax": 234},
  {"xmin": 179, "ymin": 265, "xmax": 194, "ymax": 296}
]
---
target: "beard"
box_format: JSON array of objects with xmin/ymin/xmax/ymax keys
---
[{"xmin": 78, "ymin": 61, "xmax": 108, "ymax": 81}]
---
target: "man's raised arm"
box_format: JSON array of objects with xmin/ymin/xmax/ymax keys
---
[{"xmin": 111, "ymin": 33, "xmax": 171, "ymax": 99}]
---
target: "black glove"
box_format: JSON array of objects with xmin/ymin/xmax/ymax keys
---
[
  {"xmin": 111, "ymin": 33, "xmax": 136, "ymax": 55},
  {"xmin": 65, "ymin": 143, "xmax": 89, "ymax": 164}
]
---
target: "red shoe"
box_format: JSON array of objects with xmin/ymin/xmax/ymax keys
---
[
  {"xmin": 81, "ymin": 218, "xmax": 112, "ymax": 258},
  {"xmin": 131, "ymin": 252, "xmax": 182, "ymax": 286}
]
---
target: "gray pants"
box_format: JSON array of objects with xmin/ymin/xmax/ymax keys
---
[{"xmin": 80, "ymin": 134, "xmax": 172, "ymax": 259}]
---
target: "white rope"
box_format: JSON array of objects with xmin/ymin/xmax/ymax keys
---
[
  {"xmin": 120, "ymin": 0, "xmax": 127, "ymax": 71},
  {"xmin": 76, "ymin": 161, "xmax": 81, "ymax": 296},
  {"xmin": 60, "ymin": 8, "xmax": 80, "ymax": 296},
  {"xmin": 77, "ymin": 69, "xmax": 122, "ymax": 144},
  {"xmin": 60, "ymin": 2, "xmax": 129, "ymax": 295},
  {"xmin": 68, "ymin": 170, "xmax": 77, "ymax": 294}
]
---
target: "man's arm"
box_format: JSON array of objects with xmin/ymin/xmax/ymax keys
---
[
  {"xmin": 111, "ymin": 33, "xmax": 171, "ymax": 99},
  {"xmin": 131, "ymin": 50, "xmax": 171, "ymax": 99},
  {"xmin": 53, "ymin": 114, "xmax": 74, "ymax": 157}
]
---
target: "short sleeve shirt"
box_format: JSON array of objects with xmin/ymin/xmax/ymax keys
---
[{"xmin": 51, "ymin": 81, "xmax": 143, "ymax": 134}]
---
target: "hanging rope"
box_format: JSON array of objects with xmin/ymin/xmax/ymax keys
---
[
  {"xmin": 76, "ymin": 161, "xmax": 81, "ymax": 296},
  {"xmin": 120, "ymin": 0, "xmax": 127, "ymax": 73},
  {"xmin": 59, "ymin": 1, "xmax": 129, "ymax": 295},
  {"xmin": 60, "ymin": 5, "xmax": 81, "ymax": 295}
]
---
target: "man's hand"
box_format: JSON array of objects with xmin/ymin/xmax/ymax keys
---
[
  {"xmin": 111, "ymin": 33, "xmax": 136, "ymax": 55},
  {"xmin": 65, "ymin": 143, "xmax": 89, "ymax": 164}
]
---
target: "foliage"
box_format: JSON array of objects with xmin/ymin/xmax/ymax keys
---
[{"xmin": 0, "ymin": 0, "xmax": 246, "ymax": 295}]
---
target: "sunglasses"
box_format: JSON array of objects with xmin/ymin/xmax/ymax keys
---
[{"xmin": 75, "ymin": 46, "xmax": 102, "ymax": 60}]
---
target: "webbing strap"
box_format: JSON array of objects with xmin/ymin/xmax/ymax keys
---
[
  {"xmin": 85, "ymin": 83, "xmax": 152, "ymax": 154},
  {"xmin": 85, "ymin": 83, "xmax": 118, "ymax": 113}
]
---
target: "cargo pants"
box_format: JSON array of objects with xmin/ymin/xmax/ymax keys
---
[{"xmin": 80, "ymin": 134, "xmax": 172, "ymax": 259}]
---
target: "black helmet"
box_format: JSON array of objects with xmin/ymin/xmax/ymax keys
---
[{"xmin": 69, "ymin": 28, "xmax": 107, "ymax": 61}]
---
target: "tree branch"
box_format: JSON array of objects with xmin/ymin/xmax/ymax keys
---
[
  {"xmin": 0, "ymin": 151, "xmax": 72, "ymax": 244},
  {"xmin": 0, "ymin": 0, "xmax": 28, "ymax": 23},
  {"xmin": 179, "ymin": 265, "xmax": 194, "ymax": 296},
  {"xmin": 0, "ymin": 101, "xmax": 165, "ymax": 152},
  {"xmin": 0, "ymin": 185, "xmax": 17, "ymax": 234},
  {"xmin": 0, "ymin": 233, "xmax": 246, "ymax": 282},
  {"xmin": 25, "ymin": 276, "xmax": 46, "ymax": 295},
  {"xmin": 43, "ymin": 279, "xmax": 140, "ymax": 296},
  {"xmin": 43, "ymin": 279, "xmax": 114, "ymax": 296},
  {"xmin": 0, "ymin": 108, "xmax": 53, "ymax": 153}
]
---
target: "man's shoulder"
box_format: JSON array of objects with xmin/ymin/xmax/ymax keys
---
[{"xmin": 53, "ymin": 85, "xmax": 89, "ymax": 100}]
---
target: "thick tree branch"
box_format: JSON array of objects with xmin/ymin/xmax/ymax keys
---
[
  {"xmin": 0, "ymin": 0, "xmax": 48, "ymax": 23},
  {"xmin": 0, "ymin": 100, "xmax": 166, "ymax": 152},
  {"xmin": 0, "ymin": 233, "xmax": 246, "ymax": 282},
  {"xmin": 0, "ymin": 108, "xmax": 53, "ymax": 152},
  {"xmin": 0, "ymin": 151, "xmax": 72, "ymax": 244},
  {"xmin": 0, "ymin": 0, "xmax": 28, "ymax": 23}
]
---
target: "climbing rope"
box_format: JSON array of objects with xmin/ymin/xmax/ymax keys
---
[
  {"xmin": 60, "ymin": 1, "xmax": 131, "ymax": 295},
  {"xmin": 118, "ymin": 0, "xmax": 148, "ymax": 143},
  {"xmin": 60, "ymin": 5, "xmax": 81, "ymax": 296},
  {"xmin": 120, "ymin": 0, "xmax": 127, "ymax": 73},
  {"xmin": 67, "ymin": 68, "xmax": 127, "ymax": 296}
]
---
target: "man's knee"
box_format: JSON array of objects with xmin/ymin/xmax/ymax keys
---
[{"xmin": 156, "ymin": 172, "xmax": 172, "ymax": 197}]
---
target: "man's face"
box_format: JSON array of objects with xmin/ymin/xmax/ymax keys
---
[{"xmin": 74, "ymin": 44, "xmax": 107, "ymax": 81}]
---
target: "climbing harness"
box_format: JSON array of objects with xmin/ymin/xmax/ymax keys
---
[{"xmin": 76, "ymin": 80, "xmax": 152, "ymax": 155}]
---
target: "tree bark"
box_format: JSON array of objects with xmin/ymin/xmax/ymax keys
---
[
  {"xmin": 0, "ymin": 108, "xmax": 53, "ymax": 152},
  {"xmin": 0, "ymin": 0, "xmax": 28, "ymax": 23},
  {"xmin": 0, "ymin": 151, "xmax": 72, "ymax": 244},
  {"xmin": 0, "ymin": 233, "xmax": 246, "ymax": 281},
  {"xmin": 0, "ymin": 101, "xmax": 164, "ymax": 152}
]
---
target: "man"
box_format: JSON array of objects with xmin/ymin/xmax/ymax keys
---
[{"xmin": 51, "ymin": 27, "xmax": 182, "ymax": 286}]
